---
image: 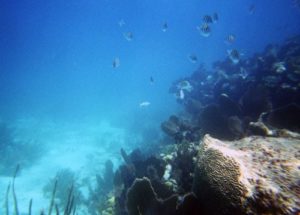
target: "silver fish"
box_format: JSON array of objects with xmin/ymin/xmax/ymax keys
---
[
  {"xmin": 162, "ymin": 22, "xmax": 168, "ymax": 32},
  {"xmin": 123, "ymin": 32, "xmax": 133, "ymax": 41},
  {"xmin": 197, "ymin": 23, "xmax": 211, "ymax": 37},
  {"xmin": 225, "ymin": 34, "xmax": 236, "ymax": 44},
  {"xmin": 139, "ymin": 101, "xmax": 151, "ymax": 107},
  {"xmin": 112, "ymin": 57, "xmax": 120, "ymax": 68},
  {"xmin": 203, "ymin": 15, "xmax": 213, "ymax": 24},
  {"xmin": 227, "ymin": 49, "xmax": 240, "ymax": 64}
]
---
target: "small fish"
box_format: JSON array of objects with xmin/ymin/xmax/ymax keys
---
[
  {"xmin": 272, "ymin": 62, "xmax": 286, "ymax": 73},
  {"xmin": 225, "ymin": 34, "xmax": 236, "ymax": 44},
  {"xmin": 112, "ymin": 57, "xmax": 120, "ymax": 68},
  {"xmin": 118, "ymin": 19, "xmax": 125, "ymax": 27},
  {"xmin": 188, "ymin": 54, "xmax": 198, "ymax": 63},
  {"xmin": 175, "ymin": 90, "xmax": 184, "ymax": 100},
  {"xmin": 240, "ymin": 67, "xmax": 248, "ymax": 79},
  {"xmin": 123, "ymin": 32, "xmax": 133, "ymax": 41},
  {"xmin": 162, "ymin": 22, "xmax": 168, "ymax": 32},
  {"xmin": 203, "ymin": 15, "xmax": 213, "ymax": 24},
  {"xmin": 179, "ymin": 89, "xmax": 185, "ymax": 100},
  {"xmin": 139, "ymin": 101, "xmax": 151, "ymax": 107},
  {"xmin": 197, "ymin": 23, "xmax": 211, "ymax": 37},
  {"xmin": 150, "ymin": 76, "xmax": 154, "ymax": 84},
  {"xmin": 177, "ymin": 80, "xmax": 193, "ymax": 92},
  {"xmin": 249, "ymin": 4, "xmax": 255, "ymax": 14},
  {"xmin": 227, "ymin": 49, "xmax": 240, "ymax": 64},
  {"xmin": 212, "ymin": 13, "xmax": 219, "ymax": 23}
]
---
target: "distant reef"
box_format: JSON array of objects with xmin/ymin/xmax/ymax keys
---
[
  {"xmin": 163, "ymin": 35, "xmax": 300, "ymax": 142},
  {"xmin": 107, "ymin": 35, "xmax": 300, "ymax": 215}
]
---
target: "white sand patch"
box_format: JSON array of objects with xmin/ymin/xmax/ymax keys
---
[{"xmin": 0, "ymin": 117, "xmax": 134, "ymax": 214}]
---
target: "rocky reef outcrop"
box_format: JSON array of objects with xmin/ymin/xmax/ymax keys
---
[
  {"xmin": 193, "ymin": 134, "xmax": 300, "ymax": 215},
  {"xmin": 163, "ymin": 35, "xmax": 300, "ymax": 141}
]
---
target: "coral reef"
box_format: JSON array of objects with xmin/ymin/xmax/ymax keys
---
[
  {"xmin": 126, "ymin": 177, "xmax": 201, "ymax": 215},
  {"xmin": 3, "ymin": 35, "xmax": 300, "ymax": 215},
  {"xmin": 164, "ymin": 35, "xmax": 300, "ymax": 141},
  {"xmin": 43, "ymin": 168, "xmax": 83, "ymax": 210},
  {"xmin": 107, "ymin": 35, "xmax": 300, "ymax": 215},
  {"xmin": 193, "ymin": 134, "xmax": 300, "ymax": 215},
  {"xmin": 87, "ymin": 159, "xmax": 115, "ymax": 215},
  {"xmin": 4, "ymin": 165, "xmax": 77, "ymax": 215}
]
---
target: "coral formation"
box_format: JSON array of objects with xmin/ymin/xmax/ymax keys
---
[
  {"xmin": 193, "ymin": 134, "xmax": 300, "ymax": 215},
  {"xmin": 164, "ymin": 35, "xmax": 300, "ymax": 141},
  {"xmin": 126, "ymin": 177, "xmax": 202, "ymax": 215},
  {"xmin": 43, "ymin": 168, "xmax": 83, "ymax": 210}
]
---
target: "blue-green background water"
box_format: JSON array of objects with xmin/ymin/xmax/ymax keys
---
[
  {"xmin": 0, "ymin": 0, "xmax": 300, "ymax": 213},
  {"xmin": 1, "ymin": 0, "xmax": 300, "ymax": 123}
]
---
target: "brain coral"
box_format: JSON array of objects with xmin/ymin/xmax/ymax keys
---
[{"xmin": 193, "ymin": 134, "xmax": 300, "ymax": 215}]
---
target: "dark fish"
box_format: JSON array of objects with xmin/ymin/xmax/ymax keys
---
[
  {"xmin": 227, "ymin": 49, "xmax": 240, "ymax": 64},
  {"xmin": 249, "ymin": 4, "xmax": 255, "ymax": 14},
  {"xmin": 123, "ymin": 32, "xmax": 133, "ymax": 41},
  {"xmin": 197, "ymin": 23, "xmax": 211, "ymax": 37},
  {"xmin": 162, "ymin": 22, "xmax": 168, "ymax": 32},
  {"xmin": 188, "ymin": 54, "xmax": 198, "ymax": 63},
  {"xmin": 150, "ymin": 76, "xmax": 154, "ymax": 84},
  {"xmin": 225, "ymin": 34, "xmax": 236, "ymax": 44},
  {"xmin": 112, "ymin": 57, "xmax": 120, "ymax": 68},
  {"xmin": 212, "ymin": 13, "xmax": 218, "ymax": 23},
  {"xmin": 203, "ymin": 15, "xmax": 213, "ymax": 24}
]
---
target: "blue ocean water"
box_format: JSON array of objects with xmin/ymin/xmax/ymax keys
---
[
  {"xmin": 1, "ymin": 0, "xmax": 299, "ymax": 122},
  {"xmin": 0, "ymin": 0, "xmax": 300, "ymax": 214}
]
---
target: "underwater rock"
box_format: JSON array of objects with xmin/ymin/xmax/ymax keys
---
[
  {"xmin": 176, "ymin": 193, "xmax": 202, "ymax": 215},
  {"xmin": 120, "ymin": 148, "xmax": 132, "ymax": 165},
  {"xmin": 161, "ymin": 118, "xmax": 180, "ymax": 137},
  {"xmin": 133, "ymin": 156, "xmax": 165, "ymax": 181},
  {"xmin": 193, "ymin": 135, "xmax": 300, "ymax": 215},
  {"xmin": 126, "ymin": 177, "xmax": 159, "ymax": 215},
  {"xmin": 126, "ymin": 177, "xmax": 178, "ymax": 215},
  {"xmin": 171, "ymin": 142, "xmax": 198, "ymax": 194},
  {"xmin": 248, "ymin": 121, "xmax": 275, "ymax": 136},
  {"xmin": 240, "ymin": 84, "xmax": 272, "ymax": 120},
  {"xmin": 184, "ymin": 98, "xmax": 203, "ymax": 115},
  {"xmin": 227, "ymin": 116, "xmax": 244, "ymax": 138},
  {"xmin": 200, "ymin": 104, "xmax": 241, "ymax": 140},
  {"xmin": 271, "ymin": 87, "xmax": 300, "ymax": 108},
  {"xmin": 126, "ymin": 177, "xmax": 202, "ymax": 215},
  {"xmin": 161, "ymin": 115, "xmax": 198, "ymax": 142},
  {"xmin": 218, "ymin": 93, "xmax": 242, "ymax": 117},
  {"xmin": 263, "ymin": 103, "xmax": 300, "ymax": 132}
]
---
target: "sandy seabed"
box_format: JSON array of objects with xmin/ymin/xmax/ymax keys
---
[{"xmin": 0, "ymin": 117, "xmax": 134, "ymax": 214}]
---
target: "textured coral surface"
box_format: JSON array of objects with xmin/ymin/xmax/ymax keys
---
[{"xmin": 193, "ymin": 134, "xmax": 300, "ymax": 215}]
